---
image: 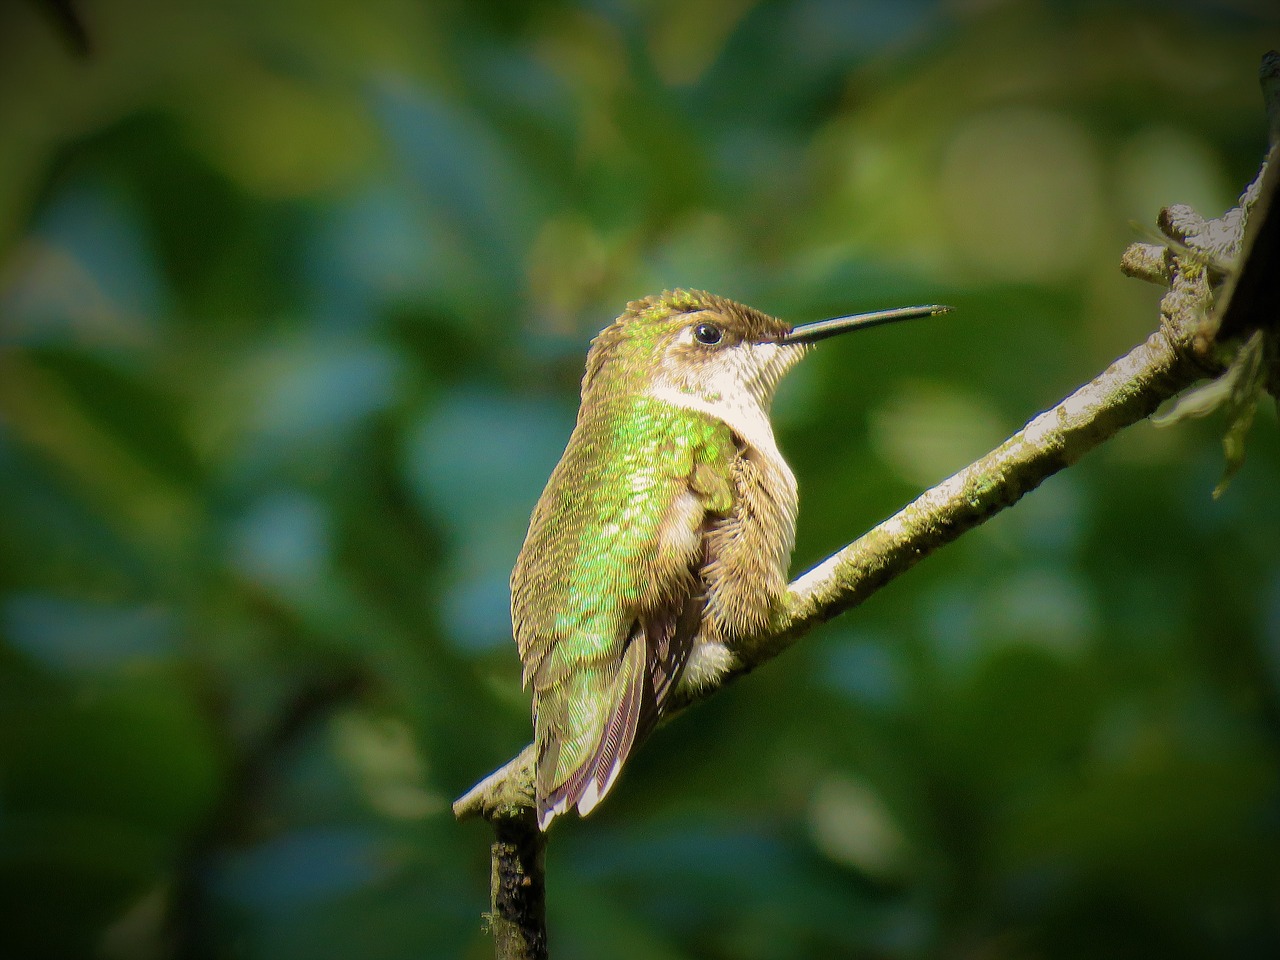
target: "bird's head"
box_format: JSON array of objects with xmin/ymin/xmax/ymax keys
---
[{"xmin": 581, "ymin": 289, "xmax": 948, "ymax": 416}]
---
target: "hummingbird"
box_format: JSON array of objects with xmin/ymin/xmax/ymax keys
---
[{"xmin": 511, "ymin": 290, "xmax": 947, "ymax": 830}]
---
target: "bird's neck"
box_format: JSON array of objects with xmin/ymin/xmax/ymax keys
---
[{"xmin": 648, "ymin": 380, "xmax": 788, "ymax": 480}]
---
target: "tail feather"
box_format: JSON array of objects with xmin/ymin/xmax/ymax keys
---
[
  {"xmin": 576, "ymin": 641, "xmax": 643, "ymax": 816},
  {"xmin": 537, "ymin": 635, "xmax": 647, "ymax": 829},
  {"xmin": 535, "ymin": 602, "xmax": 700, "ymax": 830}
]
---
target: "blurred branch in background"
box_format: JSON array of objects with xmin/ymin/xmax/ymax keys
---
[
  {"xmin": 166, "ymin": 668, "xmax": 370, "ymax": 960},
  {"xmin": 31, "ymin": 0, "xmax": 91, "ymax": 58}
]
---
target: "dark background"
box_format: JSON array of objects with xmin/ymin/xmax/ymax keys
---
[{"xmin": 2, "ymin": 0, "xmax": 1279, "ymax": 957}]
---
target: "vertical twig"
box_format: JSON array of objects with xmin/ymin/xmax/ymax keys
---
[{"xmin": 490, "ymin": 813, "xmax": 548, "ymax": 960}]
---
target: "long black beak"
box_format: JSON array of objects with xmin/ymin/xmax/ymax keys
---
[{"xmin": 779, "ymin": 304, "xmax": 951, "ymax": 345}]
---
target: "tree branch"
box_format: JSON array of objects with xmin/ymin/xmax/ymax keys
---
[
  {"xmin": 487, "ymin": 810, "xmax": 548, "ymax": 960},
  {"xmin": 458, "ymin": 326, "xmax": 1209, "ymax": 828},
  {"xmin": 455, "ymin": 330, "xmax": 1210, "ymax": 959},
  {"xmin": 738, "ymin": 326, "xmax": 1204, "ymax": 672},
  {"xmin": 456, "ymin": 54, "xmax": 1279, "ymax": 960}
]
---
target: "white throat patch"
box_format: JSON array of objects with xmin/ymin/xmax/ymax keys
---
[{"xmin": 648, "ymin": 340, "xmax": 802, "ymax": 468}]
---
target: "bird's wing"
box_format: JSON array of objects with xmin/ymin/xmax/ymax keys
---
[{"xmin": 510, "ymin": 397, "xmax": 734, "ymax": 828}]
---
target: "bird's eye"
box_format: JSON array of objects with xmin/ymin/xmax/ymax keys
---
[{"xmin": 693, "ymin": 322, "xmax": 723, "ymax": 345}]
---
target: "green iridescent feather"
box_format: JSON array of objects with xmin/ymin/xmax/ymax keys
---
[{"xmin": 511, "ymin": 392, "xmax": 733, "ymax": 814}]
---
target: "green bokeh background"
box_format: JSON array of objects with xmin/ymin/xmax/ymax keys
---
[{"xmin": 2, "ymin": 1, "xmax": 1279, "ymax": 957}]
